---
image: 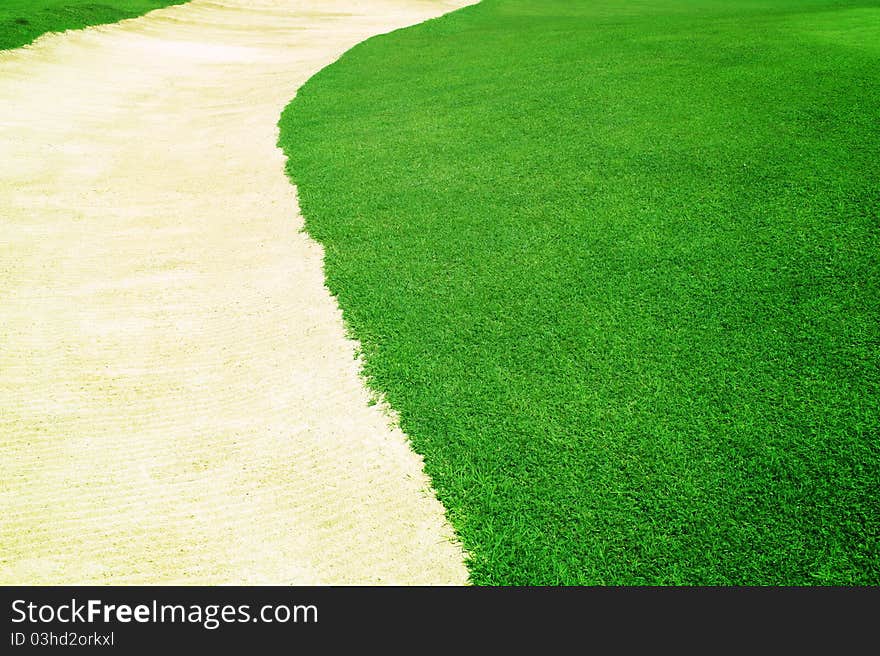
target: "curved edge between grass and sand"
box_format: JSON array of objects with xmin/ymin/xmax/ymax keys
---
[
  {"xmin": 278, "ymin": 0, "xmax": 880, "ymax": 585},
  {"xmin": 0, "ymin": 0, "xmax": 190, "ymax": 52},
  {"xmin": 1, "ymin": 0, "xmax": 478, "ymax": 585}
]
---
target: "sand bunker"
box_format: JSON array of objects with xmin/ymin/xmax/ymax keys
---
[{"xmin": 0, "ymin": 0, "xmax": 474, "ymax": 584}]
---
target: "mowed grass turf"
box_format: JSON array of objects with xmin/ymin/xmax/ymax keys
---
[
  {"xmin": 280, "ymin": 0, "xmax": 879, "ymax": 585},
  {"xmin": 0, "ymin": 0, "xmax": 186, "ymax": 51}
]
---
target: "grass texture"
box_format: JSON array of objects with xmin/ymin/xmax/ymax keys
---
[
  {"xmin": 0, "ymin": 0, "xmax": 186, "ymax": 51},
  {"xmin": 280, "ymin": 0, "xmax": 879, "ymax": 585}
]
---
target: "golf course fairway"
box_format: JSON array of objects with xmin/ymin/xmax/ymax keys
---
[
  {"xmin": 0, "ymin": 0, "xmax": 475, "ymax": 585},
  {"xmin": 280, "ymin": 0, "xmax": 880, "ymax": 584}
]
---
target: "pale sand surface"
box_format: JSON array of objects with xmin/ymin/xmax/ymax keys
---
[{"xmin": 0, "ymin": 0, "xmax": 475, "ymax": 584}]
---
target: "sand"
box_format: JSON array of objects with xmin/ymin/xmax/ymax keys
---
[{"xmin": 0, "ymin": 0, "xmax": 475, "ymax": 584}]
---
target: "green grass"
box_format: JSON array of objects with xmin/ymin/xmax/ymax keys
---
[
  {"xmin": 0, "ymin": 0, "xmax": 187, "ymax": 51},
  {"xmin": 280, "ymin": 0, "xmax": 879, "ymax": 585}
]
